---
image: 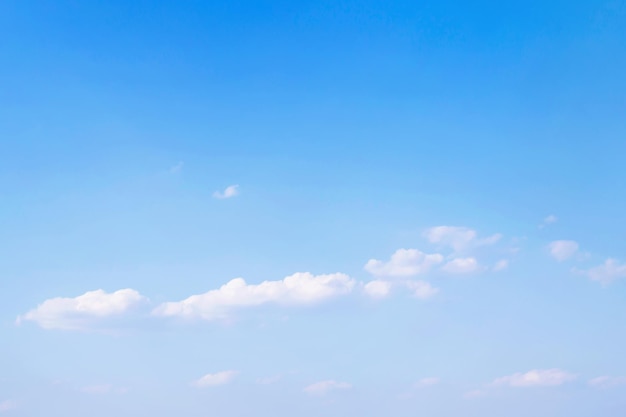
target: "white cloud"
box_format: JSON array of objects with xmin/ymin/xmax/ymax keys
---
[
  {"xmin": 413, "ymin": 377, "xmax": 440, "ymax": 388},
  {"xmin": 493, "ymin": 259, "xmax": 509, "ymax": 272},
  {"xmin": 442, "ymin": 257, "xmax": 480, "ymax": 274},
  {"xmin": 540, "ymin": 215, "xmax": 558, "ymax": 228},
  {"xmin": 18, "ymin": 289, "xmax": 146, "ymax": 330},
  {"xmin": 364, "ymin": 249, "xmax": 444, "ymax": 278},
  {"xmin": 548, "ymin": 240, "xmax": 579, "ymax": 261},
  {"xmin": 304, "ymin": 380, "xmax": 352, "ymax": 395},
  {"xmin": 213, "ymin": 184, "xmax": 239, "ymax": 199},
  {"xmin": 491, "ymin": 369, "xmax": 576, "ymax": 387},
  {"xmin": 169, "ymin": 161, "xmax": 184, "ymax": 174},
  {"xmin": 577, "ymin": 258, "xmax": 626, "ymax": 285},
  {"xmin": 588, "ymin": 376, "xmax": 626, "ymax": 389},
  {"xmin": 153, "ymin": 273, "xmax": 355, "ymax": 321},
  {"xmin": 405, "ymin": 280, "xmax": 439, "ymax": 299},
  {"xmin": 363, "ymin": 280, "xmax": 392, "ymax": 299},
  {"xmin": 193, "ymin": 371, "xmax": 238, "ymax": 387},
  {"xmin": 0, "ymin": 400, "xmax": 16, "ymax": 413},
  {"xmin": 424, "ymin": 226, "xmax": 501, "ymax": 252}
]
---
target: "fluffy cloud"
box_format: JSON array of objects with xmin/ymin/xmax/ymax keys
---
[
  {"xmin": 363, "ymin": 280, "xmax": 392, "ymax": 299},
  {"xmin": 424, "ymin": 226, "xmax": 501, "ymax": 252},
  {"xmin": 578, "ymin": 258, "xmax": 626, "ymax": 285},
  {"xmin": 588, "ymin": 376, "xmax": 626, "ymax": 389},
  {"xmin": 304, "ymin": 380, "xmax": 352, "ymax": 395},
  {"xmin": 17, "ymin": 289, "xmax": 146, "ymax": 330},
  {"xmin": 405, "ymin": 280, "xmax": 439, "ymax": 299},
  {"xmin": 193, "ymin": 371, "xmax": 239, "ymax": 387},
  {"xmin": 153, "ymin": 273, "xmax": 355, "ymax": 321},
  {"xmin": 442, "ymin": 257, "xmax": 480, "ymax": 274},
  {"xmin": 548, "ymin": 240, "xmax": 579, "ymax": 261},
  {"xmin": 213, "ymin": 184, "xmax": 239, "ymax": 199},
  {"xmin": 491, "ymin": 369, "xmax": 576, "ymax": 387},
  {"xmin": 364, "ymin": 249, "xmax": 444, "ymax": 278}
]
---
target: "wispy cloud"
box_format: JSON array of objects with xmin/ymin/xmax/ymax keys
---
[
  {"xmin": 539, "ymin": 215, "xmax": 558, "ymax": 229},
  {"xmin": 364, "ymin": 249, "xmax": 444, "ymax": 278},
  {"xmin": 491, "ymin": 369, "xmax": 576, "ymax": 387},
  {"xmin": 424, "ymin": 226, "xmax": 501, "ymax": 253},
  {"xmin": 575, "ymin": 258, "xmax": 626, "ymax": 285},
  {"xmin": 0, "ymin": 400, "xmax": 16, "ymax": 413},
  {"xmin": 304, "ymin": 380, "xmax": 352, "ymax": 395},
  {"xmin": 588, "ymin": 376, "xmax": 626, "ymax": 389},
  {"xmin": 169, "ymin": 161, "xmax": 184, "ymax": 174},
  {"xmin": 192, "ymin": 371, "xmax": 239, "ymax": 387},
  {"xmin": 493, "ymin": 259, "xmax": 509, "ymax": 272},
  {"xmin": 213, "ymin": 184, "xmax": 240, "ymax": 199},
  {"xmin": 413, "ymin": 377, "xmax": 440, "ymax": 388}
]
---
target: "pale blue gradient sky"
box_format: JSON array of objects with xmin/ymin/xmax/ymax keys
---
[{"xmin": 1, "ymin": 1, "xmax": 626, "ymax": 416}]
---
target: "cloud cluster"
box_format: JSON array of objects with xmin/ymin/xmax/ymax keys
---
[{"xmin": 153, "ymin": 273, "xmax": 355, "ymax": 321}]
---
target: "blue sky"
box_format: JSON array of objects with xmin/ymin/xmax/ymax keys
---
[{"xmin": 1, "ymin": 0, "xmax": 626, "ymax": 416}]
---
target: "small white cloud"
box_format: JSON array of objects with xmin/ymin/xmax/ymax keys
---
[
  {"xmin": 548, "ymin": 240, "xmax": 579, "ymax": 262},
  {"xmin": 576, "ymin": 258, "xmax": 626, "ymax": 285},
  {"xmin": 539, "ymin": 215, "xmax": 558, "ymax": 228},
  {"xmin": 405, "ymin": 280, "xmax": 439, "ymax": 299},
  {"xmin": 424, "ymin": 226, "xmax": 501, "ymax": 252},
  {"xmin": 169, "ymin": 161, "xmax": 184, "ymax": 174},
  {"xmin": 363, "ymin": 280, "xmax": 392, "ymax": 299},
  {"xmin": 193, "ymin": 371, "xmax": 238, "ymax": 387},
  {"xmin": 0, "ymin": 400, "xmax": 16, "ymax": 413},
  {"xmin": 493, "ymin": 259, "xmax": 509, "ymax": 272},
  {"xmin": 414, "ymin": 377, "xmax": 440, "ymax": 388},
  {"xmin": 588, "ymin": 376, "xmax": 626, "ymax": 389},
  {"xmin": 153, "ymin": 272, "xmax": 355, "ymax": 321},
  {"xmin": 18, "ymin": 289, "xmax": 147, "ymax": 330},
  {"xmin": 364, "ymin": 249, "xmax": 444, "ymax": 278},
  {"xmin": 304, "ymin": 380, "xmax": 352, "ymax": 395},
  {"xmin": 442, "ymin": 257, "xmax": 480, "ymax": 274},
  {"xmin": 213, "ymin": 185, "xmax": 239, "ymax": 199},
  {"xmin": 491, "ymin": 369, "xmax": 576, "ymax": 387}
]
